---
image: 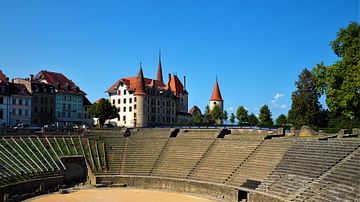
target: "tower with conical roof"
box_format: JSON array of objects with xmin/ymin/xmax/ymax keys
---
[
  {"xmin": 209, "ymin": 78, "xmax": 224, "ymax": 115},
  {"xmin": 134, "ymin": 63, "xmax": 148, "ymax": 127}
]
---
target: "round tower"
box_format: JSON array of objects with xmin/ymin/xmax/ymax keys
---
[
  {"xmin": 209, "ymin": 79, "xmax": 224, "ymax": 113},
  {"xmin": 134, "ymin": 65, "xmax": 148, "ymax": 127}
]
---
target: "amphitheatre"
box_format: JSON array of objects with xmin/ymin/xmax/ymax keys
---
[{"xmin": 0, "ymin": 127, "xmax": 359, "ymax": 202}]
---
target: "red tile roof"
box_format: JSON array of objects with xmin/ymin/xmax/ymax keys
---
[
  {"xmin": 169, "ymin": 75, "xmax": 186, "ymax": 96},
  {"xmin": 134, "ymin": 67, "xmax": 147, "ymax": 96},
  {"xmin": 35, "ymin": 70, "xmax": 85, "ymax": 95},
  {"xmin": 157, "ymin": 60, "xmax": 163, "ymax": 83},
  {"xmin": 189, "ymin": 105, "xmax": 202, "ymax": 115},
  {"xmin": 9, "ymin": 83, "xmax": 31, "ymax": 96},
  {"xmin": 210, "ymin": 79, "xmax": 223, "ymax": 101}
]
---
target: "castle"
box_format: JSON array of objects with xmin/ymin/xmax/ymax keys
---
[{"xmin": 107, "ymin": 55, "xmax": 188, "ymax": 127}]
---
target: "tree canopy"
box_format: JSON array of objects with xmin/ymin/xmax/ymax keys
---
[
  {"xmin": 259, "ymin": 105, "xmax": 273, "ymax": 128},
  {"xmin": 229, "ymin": 113, "xmax": 235, "ymax": 124},
  {"xmin": 89, "ymin": 98, "xmax": 118, "ymax": 126},
  {"xmin": 276, "ymin": 114, "xmax": 287, "ymax": 126},
  {"xmin": 236, "ymin": 106, "xmax": 248, "ymax": 126},
  {"xmin": 248, "ymin": 113, "xmax": 259, "ymax": 127},
  {"xmin": 288, "ymin": 69, "xmax": 322, "ymax": 128}
]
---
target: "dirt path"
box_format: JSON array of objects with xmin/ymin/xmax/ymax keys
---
[{"xmin": 27, "ymin": 188, "xmax": 217, "ymax": 202}]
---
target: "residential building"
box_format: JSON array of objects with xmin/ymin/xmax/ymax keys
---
[
  {"xmin": 9, "ymin": 83, "xmax": 32, "ymax": 126},
  {"xmin": 33, "ymin": 70, "xmax": 86, "ymax": 125},
  {"xmin": 13, "ymin": 77, "xmax": 56, "ymax": 126}
]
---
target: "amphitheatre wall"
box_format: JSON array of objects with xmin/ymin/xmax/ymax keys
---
[{"xmin": 95, "ymin": 175, "xmax": 241, "ymax": 202}]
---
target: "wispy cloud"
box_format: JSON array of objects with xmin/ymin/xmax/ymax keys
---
[
  {"xmin": 227, "ymin": 106, "xmax": 234, "ymax": 112},
  {"xmin": 271, "ymin": 92, "xmax": 287, "ymax": 110}
]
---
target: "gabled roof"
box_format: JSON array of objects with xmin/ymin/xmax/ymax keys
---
[
  {"xmin": 210, "ymin": 79, "xmax": 223, "ymax": 101},
  {"xmin": 35, "ymin": 70, "xmax": 85, "ymax": 95},
  {"xmin": 169, "ymin": 75, "xmax": 186, "ymax": 96}
]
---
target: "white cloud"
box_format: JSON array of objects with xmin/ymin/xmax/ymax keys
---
[
  {"xmin": 227, "ymin": 106, "xmax": 234, "ymax": 112},
  {"xmin": 274, "ymin": 93, "xmax": 284, "ymax": 100},
  {"xmin": 271, "ymin": 92, "xmax": 287, "ymax": 110}
]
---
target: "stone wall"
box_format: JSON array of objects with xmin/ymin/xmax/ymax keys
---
[
  {"xmin": 0, "ymin": 176, "xmax": 63, "ymax": 202},
  {"xmin": 96, "ymin": 175, "xmax": 239, "ymax": 202}
]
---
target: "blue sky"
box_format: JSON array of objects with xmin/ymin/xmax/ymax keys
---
[{"xmin": 0, "ymin": 0, "xmax": 359, "ymax": 120}]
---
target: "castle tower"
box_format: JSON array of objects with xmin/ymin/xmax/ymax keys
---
[
  {"xmin": 209, "ymin": 79, "xmax": 224, "ymax": 113},
  {"xmin": 134, "ymin": 64, "xmax": 148, "ymax": 127},
  {"xmin": 157, "ymin": 51, "xmax": 163, "ymax": 84}
]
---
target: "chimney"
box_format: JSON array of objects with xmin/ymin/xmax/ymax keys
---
[
  {"xmin": 168, "ymin": 73, "xmax": 171, "ymax": 83},
  {"xmin": 183, "ymin": 76, "xmax": 186, "ymax": 90},
  {"xmin": 30, "ymin": 74, "xmax": 34, "ymax": 81}
]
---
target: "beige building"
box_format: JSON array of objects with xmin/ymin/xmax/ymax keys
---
[{"xmin": 107, "ymin": 56, "xmax": 188, "ymax": 127}]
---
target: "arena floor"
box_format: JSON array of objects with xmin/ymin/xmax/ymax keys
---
[{"xmin": 26, "ymin": 188, "xmax": 217, "ymax": 202}]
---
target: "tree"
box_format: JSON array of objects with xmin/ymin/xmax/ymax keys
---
[
  {"xmin": 229, "ymin": 113, "xmax": 235, "ymax": 124},
  {"xmin": 236, "ymin": 106, "xmax": 248, "ymax": 126},
  {"xmin": 194, "ymin": 112, "xmax": 203, "ymax": 125},
  {"xmin": 322, "ymin": 22, "xmax": 360, "ymax": 123},
  {"xmin": 204, "ymin": 105, "xmax": 211, "ymax": 120},
  {"xmin": 211, "ymin": 105, "xmax": 223, "ymax": 123},
  {"xmin": 288, "ymin": 69, "xmax": 322, "ymax": 128},
  {"xmin": 248, "ymin": 113, "xmax": 258, "ymax": 127},
  {"xmin": 222, "ymin": 110, "xmax": 228, "ymax": 122},
  {"xmin": 275, "ymin": 114, "xmax": 287, "ymax": 126},
  {"xmin": 259, "ymin": 105, "xmax": 273, "ymax": 128},
  {"xmin": 89, "ymin": 98, "xmax": 118, "ymax": 126}
]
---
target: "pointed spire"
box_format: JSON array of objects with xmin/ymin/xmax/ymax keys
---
[
  {"xmin": 210, "ymin": 78, "xmax": 223, "ymax": 101},
  {"xmin": 135, "ymin": 63, "xmax": 147, "ymax": 96},
  {"xmin": 157, "ymin": 49, "xmax": 163, "ymax": 84}
]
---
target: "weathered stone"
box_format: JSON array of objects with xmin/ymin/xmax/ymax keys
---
[{"xmin": 299, "ymin": 126, "xmax": 317, "ymax": 136}]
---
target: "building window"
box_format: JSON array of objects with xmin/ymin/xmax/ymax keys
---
[
  {"xmin": 25, "ymin": 99, "xmax": 29, "ymax": 106},
  {"xmin": 134, "ymin": 113, "xmax": 136, "ymax": 117},
  {"xmin": 12, "ymin": 109, "xmax": 16, "ymax": 115},
  {"xmin": 117, "ymin": 107, "xmax": 120, "ymax": 112},
  {"xmin": 0, "ymin": 97, "xmax": 3, "ymax": 104},
  {"xmin": 0, "ymin": 109, "xmax": 3, "ymax": 119},
  {"xmin": 12, "ymin": 98, "xmax": 16, "ymax": 105},
  {"xmin": 62, "ymin": 103, "xmax": 66, "ymax": 109},
  {"xmin": 34, "ymin": 97, "xmax": 38, "ymax": 103},
  {"xmin": 129, "ymin": 98, "xmax": 132, "ymax": 103},
  {"xmin": 123, "ymin": 107, "xmax": 126, "ymax": 112},
  {"xmin": 118, "ymin": 99, "xmax": 120, "ymax": 104},
  {"xmin": 123, "ymin": 115, "xmax": 126, "ymax": 121},
  {"xmin": 134, "ymin": 104, "xmax": 137, "ymax": 110},
  {"xmin": 123, "ymin": 98, "xmax": 126, "ymax": 104},
  {"xmin": 112, "ymin": 99, "xmax": 115, "ymax": 105},
  {"xmin": 68, "ymin": 104, "xmax": 71, "ymax": 110},
  {"xmin": 25, "ymin": 110, "xmax": 29, "ymax": 116},
  {"xmin": 134, "ymin": 97, "xmax": 137, "ymax": 102},
  {"xmin": 78, "ymin": 113, "xmax": 81, "ymax": 118},
  {"xmin": 18, "ymin": 109, "xmax": 22, "ymax": 116},
  {"xmin": 123, "ymin": 90, "xmax": 126, "ymax": 95},
  {"xmin": 34, "ymin": 107, "xmax": 38, "ymax": 114},
  {"xmin": 129, "ymin": 107, "xmax": 132, "ymax": 112},
  {"xmin": 67, "ymin": 112, "xmax": 71, "ymax": 118},
  {"xmin": 63, "ymin": 96, "xmax": 66, "ymax": 101}
]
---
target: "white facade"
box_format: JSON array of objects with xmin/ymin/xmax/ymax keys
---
[{"xmin": 109, "ymin": 84, "xmax": 136, "ymax": 127}]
